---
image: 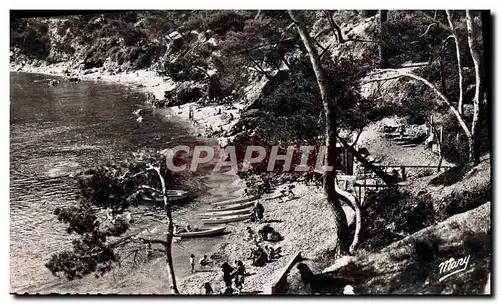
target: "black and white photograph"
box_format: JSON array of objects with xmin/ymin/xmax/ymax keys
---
[{"xmin": 8, "ymin": 8, "xmax": 491, "ymax": 295}]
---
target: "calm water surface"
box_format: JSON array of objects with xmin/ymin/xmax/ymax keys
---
[{"xmin": 10, "ymin": 72, "xmax": 241, "ymax": 293}]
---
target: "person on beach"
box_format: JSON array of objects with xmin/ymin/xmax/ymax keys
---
[
  {"xmin": 245, "ymin": 227, "xmax": 256, "ymax": 242},
  {"xmin": 257, "ymin": 224, "xmax": 272, "ymax": 241},
  {"xmin": 202, "ymin": 282, "xmax": 214, "ymax": 295},
  {"xmin": 251, "ymin": 246, "xmax": 267, "ymax": 266},
  {"xmin": 279, "ymin": 185, "xmax": 296, "ymax": 202},
  {"xmin": 106, "ymin": 207, "xmax": 116, "ymax": 224},
  {"xmin": 221, "ymin": 262, "xmax": 234, "ymax": 289},
  {"xmin": 190, "ymin": 254, "xmax": 195, "ymax": 273},
  {"xmin": 199, "ymin": 254, "xmax": 210, "ymax": 267},
  {"xmin": 253, "ymin": 202, "xmax": 264, "ymax": 222},
  {"xmin": 232, "ymin": 260, "xmax": 246, "ymax": 292},
  {"xmin": 145, "ymin": 243, "xmax": 153, "ymax": 260},
  {"xmin": 399, "ymin": 124, "xmax": 406, "ymax": 139},
  {"xmin": 265, "ymin": 245, "xmax": 274, "ymax": 261}
]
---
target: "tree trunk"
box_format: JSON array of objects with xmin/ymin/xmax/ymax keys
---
[
  {"xmin": 446, "ymin": 10, "xmax": 465, "ymax": 114},
  {"xmin": 466, "ymin": 10, "xmax": 484, "ymax": 165},
  {"xmin": 438, "ymin": 54, "xmax": 447, "ymax": 97},
  {"xmin": 155, "ymin": 168, "xmax": 179, "ymax": 294},
  {"xmin": 378, "ymin": 10, "xmax": 388, "ymax": 68},
  {"xmin": 325, "ymin": 11, "xmax": 346, "ymax": 43},
  {"xmin": 288, "ymin": 10, "xmax": 349, "ymax": 256}
]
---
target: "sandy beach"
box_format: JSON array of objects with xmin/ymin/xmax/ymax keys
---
[{"xmin": 177, "ymin": 183, "xmax": 355, "ymax": 294}]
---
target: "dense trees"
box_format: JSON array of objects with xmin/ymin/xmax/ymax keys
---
[{"xmin": 371, "ymin": 10, "xmax": 486, "ymax": 165}]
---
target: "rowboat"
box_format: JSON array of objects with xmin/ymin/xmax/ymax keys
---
[
  {"xmin": 211, "ymin": 195, "xmax": 258, "ymax": 207},
  {"xmin": 174, "ymin": 226, "xmax": 226, "ymax": 238},
  {"xmin": 199, "ymin": 208, "xmax": 253, "ymax": 218},
  {"xmin": 139, "ymin": 190, "xmax": 191, "ymax": 204},
  {"xmin": 202, "ymin": 213, "xmax": 252, "ymax": 224},
  {"xmin": 207, "ymin": 201, "xmax": 255, "ymax": 212}
]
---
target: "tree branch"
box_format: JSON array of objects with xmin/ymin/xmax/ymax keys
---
[
  {"xmin": 420, "ymin": 23, "xmax": 437, "ymax": 37},
  {"xmin": 368, "ymin": 69, "xmax": 472, "ymax": 138},
  {"xmin": 418, "ymin": 11, "xmax": 451, "ymax": 31}
]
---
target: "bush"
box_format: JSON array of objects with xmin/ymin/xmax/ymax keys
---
[{"xmin": 10, "ymin": 18, "xmax": 51, "ymax": 60}]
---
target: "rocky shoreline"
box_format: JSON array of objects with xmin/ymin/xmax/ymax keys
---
[{"xmin": 10, "ymin": 60, "xmax": 247, "ymax": 143}]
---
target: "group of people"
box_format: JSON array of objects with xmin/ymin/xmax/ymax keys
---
[
  {"xmin": 190, "ymin": 253, "xmax": 211, "ymax": 273},
  {"xmin": 174, "ymin": 223, "xmax": 200, "ymax": 234},
  {"xmin": 201, "ymin": 260, "xmax": 247, "ymax": 294},
  {"xmin": 245, "ymin": 224, "xmax": 282, "ymax": 266},
  {"xmin": 249, "ymin": 243, "xmax": 278, "ymax": 267}
]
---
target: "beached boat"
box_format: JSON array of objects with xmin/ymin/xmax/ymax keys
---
[
  {"xmin": 199, "ymin": 208, "xmax": 253, "ymax": 218},
  {"xmin": 202, "ymin": 213, "xmax": 252, "ymax": 224},
  {"xmin": 207, "ymin": 201, "xmax": 255, "ymax": 212},
  {"xmin": 174, "ymin": 226, "xmax": 226, "ymax": 238},
  {"xmin": 211, "ymin": 195, "xmax": 258, "ymax": 207},
  {"xmin": 139, "ymin": 190, "xmax": 191, "ymax": 204}
]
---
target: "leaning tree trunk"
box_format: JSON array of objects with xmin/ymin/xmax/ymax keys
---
[
  {"xmin": 378, "ymin": 10, "xmax": 389, "ymax": 68},
  {"xmin": 466, "ymin": 10, "xmax": 485, "ymax": 165},
  {"xmin": 155, "ymin": 168, "xmax": 179, "ymax": 294},
  {"xmin": 288, "ymin": 10, "xmax": 349, "ymax": 256}
]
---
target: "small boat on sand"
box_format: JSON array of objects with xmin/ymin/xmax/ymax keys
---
[
  {"xmin": 139, "ymin": 190, "xmax": 191, "ymax": 204},
  {"xmin": 202, "ymin": 214, "xmax": 252, "ymax": 224},
  {"xmin": 207, "ymin": 201, "xmax": 255, "ymax": 212},
  {"xmin": 199, "ymin": 208, "xmax": 253, "ymax": 218},
  {"xmin": 174, "ymin": 226, "xmax": 226, "ymax": 238},
  {"xmin": 211, "ymin": 195, "xmax": 258, "ymax": 207}
]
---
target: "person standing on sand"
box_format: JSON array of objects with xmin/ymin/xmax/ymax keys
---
[
  {"xmin": 221, "ymin": 262, "xmax": 234, "ymax": 289},
  {"xmin": 253, "ymin": 202, "xmax": 264, "ymax": 222},
  {"xmin": 233, "ymin": 260, "xmax": 246, "ymax": 293},
  {"xmin": 399, "ymin": 124, "xmax": 406, "ymax": 139},
  {"xmin": 202, "ymin": 282, "xmax": 214, "ymax": 294},
  {"xmin": 190, "ymin": 254, "xmax": 195, "ymax": 273}
]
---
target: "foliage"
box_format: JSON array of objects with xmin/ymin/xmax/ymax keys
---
[
  {"xmin": 45, "ymin": 150, "xmax": 170, "ymax": 280},
  {"xmin": 10, "ymin": 18, "xmax": 51, "ymax": 59},
  {"xmin": 360, "ymin": 188, "xmax": 436, "ymax": 251}
]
